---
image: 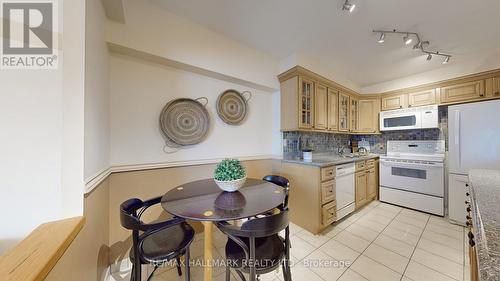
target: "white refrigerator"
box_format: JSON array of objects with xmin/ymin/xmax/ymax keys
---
[{"xmin": 448, "ymin": 99, "xmax": 500, "ymax": 224}]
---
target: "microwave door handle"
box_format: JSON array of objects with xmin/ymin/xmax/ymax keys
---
[{"xmin": 454, "ymin": 110, "xmax": 461, "ymax": 168}]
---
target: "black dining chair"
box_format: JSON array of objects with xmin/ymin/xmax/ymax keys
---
[
  {"xmin": 216, "ymin": 210, "xmax": 292, "ymax": 281},
  {"xmin": 120, "ymin": 196, "xmax": 195, "ymax": 281},
  {"xmin": 262, "ymin": 175, "xmax": 290, "ymax": 210}
]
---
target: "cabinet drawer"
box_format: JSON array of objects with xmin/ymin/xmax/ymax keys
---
[
  {"xmin": 322, "ymin": 201, "xmax": 336, "ymax": 226},
  {"xmin": 321, "ymin": 180, "xmax": 336, "ymax": 204},
  {"xmin": 321, "ymin": 166, "xmax": 335, "ymax": 181},
  {"xmin": 366, "ymin": 159, "xmax": 375, "ymax": 168},
  {"xmin": 355, "ymin": 161, "xmax": 366, "ymax": 171}
]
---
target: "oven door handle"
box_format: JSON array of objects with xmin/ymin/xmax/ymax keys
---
[{"xmin": 380, "ymin": 159, "xmax": 444, "ymax": 169}]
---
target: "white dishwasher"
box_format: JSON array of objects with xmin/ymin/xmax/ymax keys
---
[{"xmin": 336, "ymin": 163, "xmax": 356, "ymax": 220}]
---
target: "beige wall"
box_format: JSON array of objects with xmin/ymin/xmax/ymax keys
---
[
  {"xmin": 43, "ymin": 159, "xmax": 280, "ymax": 281},
  {"xmin": 45, "ymin": 179, "xmax": 110, "ymax": 281}
]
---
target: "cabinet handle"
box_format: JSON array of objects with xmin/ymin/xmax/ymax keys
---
[
  {"xmin": 480, "ymin": 93, "xmax": 484, "ymax": 97},
  {"xmin": 408, "ymin": 104, "xmax": 412, "ymax": 107},
  {"xmin": 465, "ymin": 183, "xmax": 469, "ymax": 187},
  {"xmin": 466, "ymin": 192, "xmax": 470, "ymax": 196},
  {"xmin": 466, "ymin": 215, "xmax": 472, "ymax": 220},
  {"xmin": 466, "ymin": 221, "xmax": 471, "ymax": 226},
  {"xmin": 495, "ymin": 91, "xmax": 499, "ymax": 96},
  {"xmin": 400, "ymin": 106, "xmax": 403, "ymax": 108},
  {"xmin": 467, "ymin": 207, "xmax": 471, "ymax": 212}
]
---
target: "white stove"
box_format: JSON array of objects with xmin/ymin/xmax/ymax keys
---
[{"xmin": 379, "ymin": 140, "xmax": 445, "ymax": 215}]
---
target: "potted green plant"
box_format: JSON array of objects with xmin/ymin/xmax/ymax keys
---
[{"xmin": 213, "ymin": 159, "xmax": 247, "ymax": 192}]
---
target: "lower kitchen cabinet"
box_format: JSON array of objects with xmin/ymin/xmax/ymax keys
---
[
  {"xmin": 367, "ymin": 166, "xmax": 378, "ymax": 200},
  {"xmin": 355, "ymin": 159, "xmax": 378, "ymax": 209},
  {"xmin": 280, "ymin": 162, "xmax": 337, "ymax": 234},
  {"xmin": 281, "ymin": 158, "xmax": 379, "ymax": 234},
  {"xmin": 355, "ymin": 170, "xmax": 367, "ymax": 208}
]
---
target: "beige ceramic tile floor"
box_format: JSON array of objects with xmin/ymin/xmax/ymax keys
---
[{"xmin": 111, "ymin": 201, "xmax": 470, "ymax": 281}]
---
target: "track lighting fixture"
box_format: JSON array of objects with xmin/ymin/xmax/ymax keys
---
[
  {"xmin": 342, "ymin": 0, "xmax": 355, "ymax": 13},
  {"xmin": 378, "ymin": 33, "xmax": 385, "ymax": 43},
  {"xmin": 373, "ymin": 29, "xmax": 452, "ymax": 63},
  {"xmin": 403, "ymin": 34, "xmax": 413, "ymax": 45}
]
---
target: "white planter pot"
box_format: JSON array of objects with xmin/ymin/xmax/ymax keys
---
[{"xmin": 214, "ymin": 176, "xmax": 247, "ymax": 192}]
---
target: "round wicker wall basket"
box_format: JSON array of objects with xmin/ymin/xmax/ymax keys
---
[{"xmin": 159, "ymin": 97, "xmax": 210, "ymax": 151}]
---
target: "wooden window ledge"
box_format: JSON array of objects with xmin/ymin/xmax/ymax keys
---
[{"xmin": 0, "ymin": 216, "xmax": 85, "ymax": 281}]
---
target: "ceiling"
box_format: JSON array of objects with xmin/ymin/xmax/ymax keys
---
[{"xmin": 150, "ymin": 0, "xmax": 500, "ymax": 88}]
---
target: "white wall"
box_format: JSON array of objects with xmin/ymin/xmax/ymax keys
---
[
  {"xmin": 110, "ymin": 53, "xmax": 278, "ymax": 167},
  {"xmin": 280, "ymin": 53, "xmax": 362, "ymax": 93},
  {"xmin": 106, "ymin": 0, "xmax": 280, "ymax": 91},
  {"xmin": 84, "ymin": 0, "xmax": 110, "ymax": 181},
  {"xmin": 0, "ymin": 1, "xmax": 86, "ymax": 253},
  {"xmin": 361, "ymin": 49, "xmax": 500, "ymax": 94}
]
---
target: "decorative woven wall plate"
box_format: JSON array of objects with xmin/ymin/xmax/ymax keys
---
[
  {"xmin": 159, "ymin": 97, "xmax": 210, "ymax": 147},
  {"xmin": 216, "ymin": 89, "xmax": 252, "ymax": 125}
]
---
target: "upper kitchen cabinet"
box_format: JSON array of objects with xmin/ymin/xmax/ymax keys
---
[
  {"xmin": 314, "ymin": 83, "xmax": 328, "ymax": 130},
  {"xmin": 350, "ymin": 96, "xmax": 359, "ymax": 132},
  {"xmin": 338, "ymin": 92, "xmax": 350, "ymax": 132},
  {"xmin": 299, "ymin": 77, "xmax": 315, "ymax": 129},
  {"xmin": 278, "ymin": 66, "xmax": 381, "ymax": 134},
  {"xmin": 358, "ymin": 99, "xmax": 381, "ymax": 134},
  {"xmin": 486, "ymin": 76, "xmax": 500, "ymax": 98},
  {"xmin": 381, "ymin": 94, "xmax": 407, "ymax": 110},
  {"xmin": 408, "ymin": 89, "xmax": 437, "ymax": 107},
  {"xmin": 440, "ymin": 80, "xmax": 485, "ymax": 103},
  {"xmin": 327, "ymin": 88, "xmax": 338, "ymax": 131},
  {"xmin": 279, "ymin": 75, "xmax": 315, "ymax": 131}
]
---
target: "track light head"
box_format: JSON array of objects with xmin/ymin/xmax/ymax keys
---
[
  {"xmin": 403, "ymin": 34, "xmax": 413, "ymax": 45},
  {"xmin": 426, "ymin": 53, "xmax": 432, "ymax": 61},
  {"xmin": 442, "ymin": 56, "xmax": 450, "ymax": 64},
  {"xmin": 378, "ymin": 33, "xmax": 385, "ymax": 43},
  {"xmin": 343, "ymin": 0, "xmax": 355, "ymax": 12}
]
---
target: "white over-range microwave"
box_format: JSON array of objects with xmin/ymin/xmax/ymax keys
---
[{"xmin": 380, "ymin": 105, "xmax": 439, "ymax": 131}]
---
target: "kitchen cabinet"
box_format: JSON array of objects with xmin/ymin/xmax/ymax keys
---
[
  {"xmin": 440, "ymin": 80, "xmax": 485, "ymax": 103},
  {"xmin": 327, "ymin": 88, "xmax": 338, "ymax": 131},
  {"xmin": 367, "ymin": 165, "xmax": 378, "ymax": 200},
  {"xmin": 299, "ymin": 77, "xmax": 315, "ymax": 128},
  {"xmin": 382, "ymin": 94, "xmax": 407, "ymax": 111},
  {"xmin": 408, "ymin": 89, "xmax": 437, "ymax": 107},
  {"xmin": 280, "ymin": 162, "xmax": 336, "ymax": 234},
  {"xmin": 339, "ymin": 92, "xmax": 350, "ymax": 132},
  {"xmin": 355, "ymin": 170, "xmax": 367, "ymax": 208},
  {"xmin": 314, "ymin": 83, "xmax": 328, "ymax": 130},
  {"xmin": 358, "ymin": 99, "xmax": 380, "ymax": 134},
  {"xmin": 355, "ymin": 159, "xmax": 378, "ymax": 208},
  {"xmin": 486, "ymin": 76, "xmax": 500, "ymax": 98},
  {"xmin": 350, "ymin": 97, "xmax": 359, "ymax": 132}
]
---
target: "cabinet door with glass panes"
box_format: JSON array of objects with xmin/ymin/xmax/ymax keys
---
[
  {"xmin": 338, "ymin": 92, "xmax": 350, "ymax": 132},
  {"xmin": 350, "ymin": 97, "xmax": 359, "ymax": 132},
  {"xmin": 298, "ymin": 77, "xmax": 314, "ymax": 129}
]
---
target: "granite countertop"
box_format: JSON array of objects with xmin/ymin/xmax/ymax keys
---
[
  {"xmin": 468, "ymin": 169, "xmax": 500, "ymax": 281},
  {"xmin": 281, "ymin": 152, "xmax": 380, "ymax": 167}
]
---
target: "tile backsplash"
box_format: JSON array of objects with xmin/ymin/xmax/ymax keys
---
[
  {"xmin": 282, "ymin": 131, "xmax": 351, "ymax": 154},
  {"xmin": 282, "ymin": 106, "xmax": 448, "ymax": 155}
]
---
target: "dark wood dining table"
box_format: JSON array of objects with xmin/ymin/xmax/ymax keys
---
[{"xmin": 161, "ymin": 178, "xmax": 286, "ymax": 281}]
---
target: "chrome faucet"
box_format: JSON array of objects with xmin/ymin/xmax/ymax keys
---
[
  {"xmin": 358, "ymin": 147, "xmax": 368, "ymax": 156},
  {"xmin": 337, "ymin": 147, "xmax": 346, "ymax": 156}
]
